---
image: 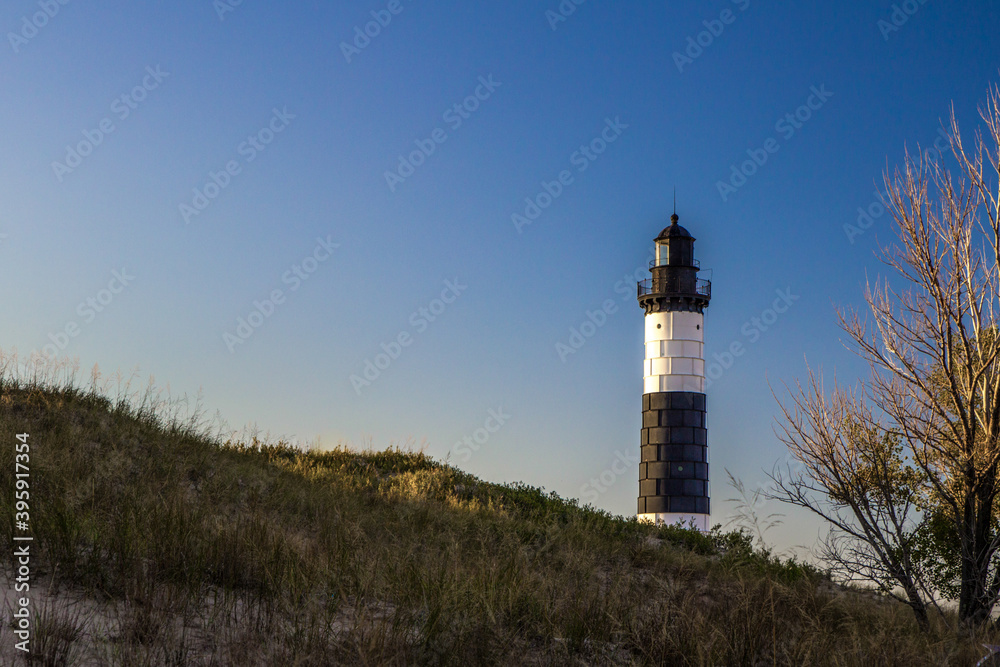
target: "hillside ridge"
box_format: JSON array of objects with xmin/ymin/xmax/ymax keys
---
[{"xmin": 0, "ymin": 367, "xmax": 994, "ymax": 665}]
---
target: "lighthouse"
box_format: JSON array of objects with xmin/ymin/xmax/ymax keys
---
[{"xmin": 636, "ymin": 213, "xmax": 712, "ymax": 530}]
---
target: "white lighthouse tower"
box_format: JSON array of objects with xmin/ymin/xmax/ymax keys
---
[{"xmin": 636, "ymin": 213, "xmax": 711, "ymax": 530}]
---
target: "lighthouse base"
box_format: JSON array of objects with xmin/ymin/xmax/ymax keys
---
[{"xmin": 638, "ymin": 512, "xmax": 709, "ymax": 532}]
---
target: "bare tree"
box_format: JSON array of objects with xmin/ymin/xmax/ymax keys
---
[
  {"xmin": 771, "ymin": 84, "xmax": 1000, "ymax": 628},
  {"xmin": 771, "ymin": 375, "xmax": 935, "ymax": 629}
]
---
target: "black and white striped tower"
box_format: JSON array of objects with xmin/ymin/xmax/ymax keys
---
[{"xmin": 636, "ymin": 213, "xmax": 712, "ymax": 530}]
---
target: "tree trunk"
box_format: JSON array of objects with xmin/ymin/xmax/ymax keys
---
[
  {"xmin": 958, "ymin": 483, "xmax": 998, "ymax": 625},
  {"xmin": 904, "ymin": 585, "xmax": 930, "ymax": 632}
]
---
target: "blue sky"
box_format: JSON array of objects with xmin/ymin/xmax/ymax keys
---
[{"xmin": 2, "ymin": 0, "xmax": 999, "ymax": 554}]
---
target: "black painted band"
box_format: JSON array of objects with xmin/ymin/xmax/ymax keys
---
[{"xmin": 639, "ymin": 391, "xmax": 710, "ymax": 514}]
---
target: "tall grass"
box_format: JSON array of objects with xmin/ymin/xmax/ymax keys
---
[{"xmin": 0, "ymin": 351, "xmax": 998, "ymax": 665}]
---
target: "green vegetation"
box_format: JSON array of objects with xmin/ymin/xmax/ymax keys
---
[{"xmin": 1, "ymin": 359, "xmax": 998, "ymax": 665}]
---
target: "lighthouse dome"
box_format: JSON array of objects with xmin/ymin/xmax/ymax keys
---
[{"xmin": 656, "ymin": 214, "xmax": 693, "ymax": 241}]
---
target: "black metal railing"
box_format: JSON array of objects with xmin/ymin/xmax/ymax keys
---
[
  {"xmin": 649, "ymin": 257, "xmax": 700, "ymax": 270},
  {"xmin": 637, "ymin": 278, "xmax": 712, "ymax": 298}
]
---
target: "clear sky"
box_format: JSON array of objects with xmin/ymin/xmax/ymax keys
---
[{"xmin": 3, "ymin": 0, "xmax": 999, "ymax": 555}]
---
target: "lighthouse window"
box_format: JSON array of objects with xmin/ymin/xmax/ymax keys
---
[
  {"xmin": 657, "ymin": 324, "xmax": 661, "ymax": 329},
  {"xmin": 696, "ymin": 325, "xmax": 700, "ymax": 330}
]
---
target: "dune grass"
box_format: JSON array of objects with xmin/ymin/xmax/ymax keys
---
[{"xmin": 1, "ymin": 354, "xmax": 999, "ymax": 665}]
